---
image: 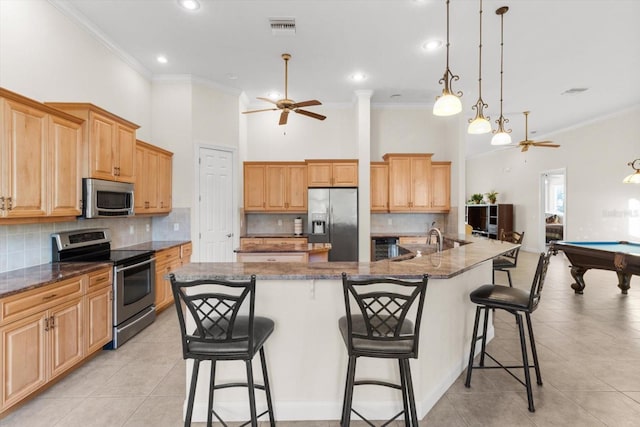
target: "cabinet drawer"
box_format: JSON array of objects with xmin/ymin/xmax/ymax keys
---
[
  {"xmin": 240, "ymin": 238, "xmax": 264, "ymax": 247},
  {"xmin": 262, "ymin": 237, "xmax": 308, "ymax": 245},
  {"xmin": 87, "ymin": 268, "xmax": 112, "ymax": 292},
  {"xmin": 237, "ymin": 253, "xmax": 308, "ymax": 263},
  {"xmin": 156, "ymin": 247, "xmax": 180, "ymax": 263},
  {"xmin": 399, "ymin": 236, "xmax": 428, "ymax": 245},
  {"xmin": 0, "ymin": 277, "xmax": 83, "ymax": 326}
]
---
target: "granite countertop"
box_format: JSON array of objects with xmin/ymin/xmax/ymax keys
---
[
  {"xmin": 242, "ymin": 234, "xmax": 307, "ymax": 238},
  {"xmin": 175, "ymin": 235, "xmax": 519, "ymax": 281},
  {"xmin": 235, "ymin": 243, "xmax": 331, "ymax": 254},
  {"xmin": 117, "ymin": 240, "xmax": 190, "ymax": 251},
  {"xmin": 0, "ymin": 262, "xmax": 113, "ymax": 298}
]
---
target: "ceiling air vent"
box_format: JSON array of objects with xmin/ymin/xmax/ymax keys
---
[
  {"xmin": 269, "ymin": 18, "xmax": 296, "ymax": 36},
  {"xmin": 561, "ymin": 87, "xmax": 589, "ymax": 95}
]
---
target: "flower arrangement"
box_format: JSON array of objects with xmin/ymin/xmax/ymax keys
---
[{"xmin": 469, "ymin": 193, "xmax": 484, "ymax": 204}]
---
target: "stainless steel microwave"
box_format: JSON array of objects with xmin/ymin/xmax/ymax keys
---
[{"xmin": 83, "ymin": 178, "xmax": 134, "ymax": 218}]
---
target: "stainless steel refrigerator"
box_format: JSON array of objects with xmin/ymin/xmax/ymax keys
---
[{"xmin": 307, "ymin": 188, "xmax": 358, "ymax": 261}]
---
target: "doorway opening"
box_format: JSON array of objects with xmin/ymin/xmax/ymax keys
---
[{"xmin": 540, "ymin": 168, "xmax": 566, "ymax": 250}]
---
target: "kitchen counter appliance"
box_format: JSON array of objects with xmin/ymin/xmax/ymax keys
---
[
  {"xmin": 51, "ymin": 228, "xmax": 155, "ymax": 348},
  {"xmin": 308, "ymin": 188, "xmax": 358, "ymax": 261},
  {"xmin": 83, "ymin": 178, "xmax": 134, "ymax": 218}
]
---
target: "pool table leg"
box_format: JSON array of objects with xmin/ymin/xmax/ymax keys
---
[
  {"xmin": 570, "ymin": 266, "xmax": 587, "ymax": 294},
  {"xmin": 617, "ymin": 272, "xmax": 631, "ymax": 295}
]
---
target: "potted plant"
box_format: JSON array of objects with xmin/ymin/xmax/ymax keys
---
[
  {"xmin": 469, "ymin": 193, "xmax": 484, "ymax": 204},
  {"xmin": 485, "ymin": 191, "xmax": 499, "ymax": 204}
]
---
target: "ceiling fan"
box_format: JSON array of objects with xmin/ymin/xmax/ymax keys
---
[
  {"xmin": 517, "ymin": 111, "xmax": 560, "ymax": 152},
  {"xmin": 242, "ymin": 53, "xmax": 326, "ymax": 125}
]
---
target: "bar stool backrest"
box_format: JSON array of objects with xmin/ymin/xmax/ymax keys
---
[
  {"xmin": 341, "ymin": 273, "xmax": 428, "ymax": 357},
  {"xmin": 169, "ymin": 274, "xmax": 256, "ymax": 358},
  {"xmin": 500, "ymin": 230, "xmax": 525, "ymax": 265},
  {"xmin": 528, "ymin": 250, "xmax": 552, "ymax": 312}
]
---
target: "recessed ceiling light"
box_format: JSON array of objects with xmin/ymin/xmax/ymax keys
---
[
  {"xmin": 422, "ymin": 39, "xmax": 443, "ymax": 51},
  {"xmin": 178, "ymin": 0, "xmax": 200, "ymax": 11},
  {"xmin": 267, "ymin": 91, "xmax": 281, "ymax": 100},
  {"xmin": 350, "ymin": 72, "xmax": 367, "ymax": 82},
  {"xmin": 226, "ymin": 73, "xmax": 238, "ymax": 80},
  {"xmin": 156, "ymin": 55, "xmax": 168, "ymax": 64}
]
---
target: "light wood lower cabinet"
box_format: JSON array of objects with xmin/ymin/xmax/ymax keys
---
[
  {"xmin": 0, "ymin": 267, "xmax": 113, "ymax": 414},
  {"xmin": 240, "ymin": 237, "xmax": 308, "ymax": 247},
  {"xmin": 236, "ymin": 253, "xmax": 309, "ymax": 263},
  {"xmin": 154, "ymin": 243, "xmax": 192, "ymax": 313}
]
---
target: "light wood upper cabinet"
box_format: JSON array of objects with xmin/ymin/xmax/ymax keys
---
[
  {"xmin": 306, "ymin": 160, "xmax": 358, "ymax": 187},
  {"xmin": 45, "ymin": 102, "xmax": 139, "ymax": 183},
  {"xmin": 0, "ymin": 89, "xmax": 83, "ymax": 221},
  {"xmin": 135, "ymin": 140, "xmax": 173, "ymax": 215},
  {"xmin": 244, "ymin": 162, "xmax": 307, "ymax": 212},
  {"xmin": 370, "ymin": 162, "xmax": 389, "ymax": 212},
  {"xmin": 430, "ymin": 162, "xmax": 451, "ymax": 212},
  {"xmin": 383, "ymin": 153, "xmax": 450, "ymax": 213}
]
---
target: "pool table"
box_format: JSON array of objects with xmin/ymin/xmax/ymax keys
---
[{"xmin": 551, "ymin": 241, "xmax": 640, "ymax": 294}]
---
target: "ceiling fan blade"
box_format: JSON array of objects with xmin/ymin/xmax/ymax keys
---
[
  {"xmin": 279, "ymin": 110, "xmax": 289, "ymax": 125},
  {"xmin": 292, "ymin": 100, "xmax": 322, "ymax": 108},
  {"xmin": 295, "ymin": 109, "xmax": 326, "ymax": 121},
  {"xmin": 531, "ymin": 140, "xmax": 554, "ymax": 145},
  {"xmin": 532, "ymin": 143, "xmax": 560, "ymax": 148},
  {"xmin": 242, "ymin": 108, "xmax": 278, "ymax": 114},
  {"xmin": 256, "ymin": 97, "xmax": 278, "ymax": 105},
  {"xmin": 521, "ymin": 144, "xmax": 529, "ymax": 152}
]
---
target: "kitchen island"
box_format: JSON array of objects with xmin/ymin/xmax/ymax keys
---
[{"xmin": 172, "ymin": 235, "xmax": 519, "ymax": 423}]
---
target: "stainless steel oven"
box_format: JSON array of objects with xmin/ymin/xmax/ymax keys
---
[{"xmin": 52, "ymin": 228, "xmax": 155, "ymax": 349}]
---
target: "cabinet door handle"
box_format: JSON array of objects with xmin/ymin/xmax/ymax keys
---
[
  {"xmin": 42, "ymin": 294, "xmax": 58, "ymax": 301},
  {"xmin": 7, "ymin": 197, "xmax": 12, "ymax": 211},
  {"xmin": 44, "ymin": 317, "xmax": 49, "ymax": 331},
  {"xmin": 0, "ymin": 196, "xmax": 4, "ymax": 211},
  {"xmin": 49, "ymin": 315, "xmax": 55, "ymax": 329}
]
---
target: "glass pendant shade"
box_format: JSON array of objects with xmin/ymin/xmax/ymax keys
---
[
  {"xmin": 468, "ymin": 116, "xmax": 491, "ymax": 134},
  {"xmin": 491, "ymin": 131, "xmax": 511, "ymax": 145},
  {"xmin": 433, "ymin": 92, "xmax": 462, "ymax": 116}
]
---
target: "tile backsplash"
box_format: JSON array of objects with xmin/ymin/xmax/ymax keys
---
[{"xmin": 0, "ymin": 208, "xmax": 191, "ymax": 274}]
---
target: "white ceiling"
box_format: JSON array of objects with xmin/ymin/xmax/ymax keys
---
[{"xmin": 52, "ymin": 0, "xmax": 640, "ymax": 156}]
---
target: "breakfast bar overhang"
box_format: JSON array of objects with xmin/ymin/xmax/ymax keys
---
[{"xmin": 171, "ymin": 236, "xmax": 519, "ymax": 422}]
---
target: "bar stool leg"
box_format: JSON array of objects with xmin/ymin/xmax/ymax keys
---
[
  {"xmin": 402, "ymin": 359, "xmax": 419, "ymax": 426},
  {"xmin": 465, "ymin": 306, "xmax": 483, "ymax": 387},
  {"xmin": 207, "ymin": 361, "xmax": 216, "ymax": 426},
  {"xmin": 479, "ymin": 307, "xmax": 490, "ymax": 366},
  {"xmin": 525, "ymin": 313, "xmax": 543, "ymax": 386},
  {"xmin": 341, "ymin": 356, "xmax": 357, "ymax": 427},
  {"xmin": 185, "ymin": 360, "xmax": 200, "ymax": 427},
  {"xmin": 516, "ymin": 313, "xmax": 535, "ymax": 412},
  {"xmin": 398, "ymin": 360, "xmax": 411, "ymax": 426},
  {"xmin": 259, "ymin": 348, "xmax": 276, "ymax": 426},
  {"xmin": 506, "ymin": 270, "xmax": 513, "ymax": 287},
  {"xmin": 245, "ymin": 360, "xmax": 258, "ymax": 427}
]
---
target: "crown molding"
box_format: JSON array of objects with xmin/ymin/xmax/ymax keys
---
[{"xmin": 48, "ymin": 0, "xmax": 152, "ymax": 79}]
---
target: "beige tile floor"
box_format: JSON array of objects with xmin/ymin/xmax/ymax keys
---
[{"xmin": 1, "ymin": 251, "xmax": 640, "ymax": 426}]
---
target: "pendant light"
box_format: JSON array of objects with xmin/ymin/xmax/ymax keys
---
[
  {"xmin": 468, "ymin": 0, "xmax": 491, "ymax": 134},
  {"xmin": 491, "ymin": 6, "xmax": 511, "ymax": 145},
  {"xmin": 433, "ymin": 0, "xmax": 462, "ymax": 116},
  {"xmin": 623, "ymin": 159, "xmax": 640, "ymax": 184}
]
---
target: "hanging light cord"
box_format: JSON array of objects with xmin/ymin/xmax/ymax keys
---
[
  {"xmin": 439, "ymin": 0, "xmax": 461, "ymax": 96},
  {"xmin": 471, "ymin": 0, "xmax": 488, "ymax": 120},
  {"xmin": 494, "ymin": 6, "xmax": 510, "ymax": 135}
]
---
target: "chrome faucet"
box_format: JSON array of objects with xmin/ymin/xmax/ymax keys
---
[{"xmin": 427, "ymin": 224, "xmax": 443, "ymax": 253}]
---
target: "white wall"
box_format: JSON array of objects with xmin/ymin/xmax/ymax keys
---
[
  {"xmin": 0, "ymin": 0, "xmax": 152, "ymax": 139},
  {"xmin": 466, "ymin": 106, "xmax": 640, "ymax": 251}
]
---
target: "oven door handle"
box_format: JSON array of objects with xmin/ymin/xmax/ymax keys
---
[{"xmin": 115, "ymin": 257, "xmax": 155, "ymax": 273}]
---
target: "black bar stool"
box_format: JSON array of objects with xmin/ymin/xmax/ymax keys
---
[
  {"xmin": 169, "ymin": 274, "xmax": 276, "ymax": 427},
  {"xmin": 465, "ymin": 250, "xmax": 552, "ymax": 412},
  {"xmin": 492, "ymin": 230, "xmax": 525, "ymax": 287},
  {"xmin": 339, "ymin": 272, "xmax": 429, "ymax": 427}
]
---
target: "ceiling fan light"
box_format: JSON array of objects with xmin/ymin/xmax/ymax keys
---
[
  {"xmin": 623, "ymin": 159, "xmax": 640, "ymax": 183},
  {"xmin": 433, "ymin": 93, "xmax": 462, "ymax": 116},
  {"xmin": 468, "ymin": 117, "xmax": 491, "ymax": 134},
  {"xmin": 491, "ymin": 131, "xmax": 511, "ymax": 146}
]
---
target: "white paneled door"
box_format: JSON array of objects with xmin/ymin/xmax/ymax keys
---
[{"xmin": 198, "ymin": 147, "xmax": 234, "ymax": 262}]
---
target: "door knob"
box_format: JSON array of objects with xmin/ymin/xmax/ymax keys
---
[{"xmin": 226, "ymin": 233, "xmax": 233, "ymax": 238}]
